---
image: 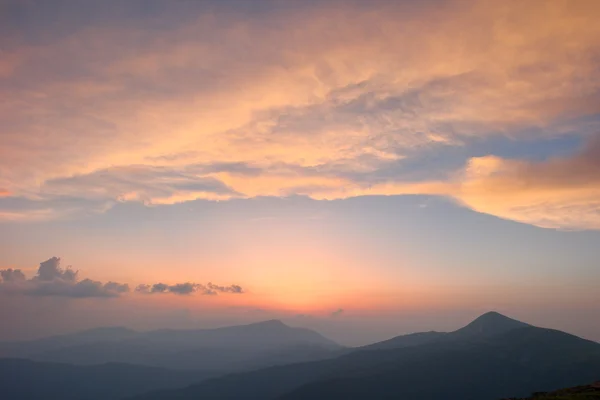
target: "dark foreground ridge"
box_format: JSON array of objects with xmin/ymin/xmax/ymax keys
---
[
  {"xmin": 502, "ymin": 381, "xmax": 600, "ymax": 399},
  {"xmin": 0, "ymin": 358, "xmax": 214, "ymax": 400}
]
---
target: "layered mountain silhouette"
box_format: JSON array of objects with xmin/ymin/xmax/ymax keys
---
[
  {"xmin": 129, "ymin": 312, "xmax": 600, "ymax": 400},
  {"xmin": 2, "ymin": 312, "xmax": 598, "ymax": 400},
  {"xmin": 0, "ymin": 320, "xmax": 342, "ymax": 372}
]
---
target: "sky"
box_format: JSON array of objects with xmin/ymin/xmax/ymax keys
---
[{"xmin": 0, "ymin": 0, "xmax": 599, "ymax": 346}]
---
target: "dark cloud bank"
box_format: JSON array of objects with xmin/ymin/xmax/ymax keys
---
[
  {"xmin": 0, "ymin": 257, "xmax": 244, "ymax": 298},
  {"xmin": 135, "ymin": 282, "xmax": 243, "ymax": 296}
]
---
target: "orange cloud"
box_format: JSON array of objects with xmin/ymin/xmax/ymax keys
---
[
  {"xmin": 359, "ymin": 137, "xmax": 600, "ymax": 230},
  {"xmin": 448, "ymin": 137, "xmax": 600, "ymax": 230},
  {"xmin": 1, "ymin": 0, "xmax": 600, "ymax": 228},
  {"xmin": 0, "ymin": 209, "xmax": 58, "ymax": 222}
]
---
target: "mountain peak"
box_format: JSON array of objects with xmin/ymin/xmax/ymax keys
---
[
  {"xmin": 479, "ymin": 311, "xmax": 503, "ymax": 317},
  {"xmin": 454, "ymin": 311, "xmax": 530, "ymax": 337},
  {"xmin": 473, "ymin": 311, "xmax": 524, "ymax": 323}
]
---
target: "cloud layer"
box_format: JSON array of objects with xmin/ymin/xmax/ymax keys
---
[{"xmin": 1, "ymin": 0, "xmax": 600, "ymax": 229}]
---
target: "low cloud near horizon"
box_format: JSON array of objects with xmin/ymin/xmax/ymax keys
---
[
  {"xmin": 135, "ymin": 282, "xmax": 243, "ymax": 296},
  {"xmin": 0, "ymin": 257, "xmax": 244, "ymax": 299}
]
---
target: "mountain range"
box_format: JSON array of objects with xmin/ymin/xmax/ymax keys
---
[
  {"xmin": 1, "ymin": 312, "xmax": 599, "ymax": 400},
  {"xmin": 130, "ymin": 312, "xmax": 600, "ymax": 400},
  {"xmin": 0, "ymin": 319, "xmax": 341, "ymax": 372}
]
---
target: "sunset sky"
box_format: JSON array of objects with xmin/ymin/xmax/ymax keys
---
[{"xmin": 1, "ymin": 0, "xmax": 599, "ymax": 346}]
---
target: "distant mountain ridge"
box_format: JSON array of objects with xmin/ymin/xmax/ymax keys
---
[
  {"xmin": 0, "ymin": 326, "xmax": 138, "ymax": 358},
  {"xmin": 0, "ymin": 320, "xmax": 342, "ymax": 372},
  {"xmin": 130, "ymin": 312, "xmax": 600, "ymax": 400}
]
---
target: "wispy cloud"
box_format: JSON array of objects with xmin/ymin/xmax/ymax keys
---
[{"xmin": 42, "ymin": 165, "xmax": 240, "ymax": 204}]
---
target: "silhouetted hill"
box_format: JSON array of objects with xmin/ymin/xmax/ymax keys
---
[
  {"xmin": 452, "ymin": 311, "xmax": 531, "ymax": 338},
  {"xmin": 282, "ymin": 327, "xmax": 600, "ymax": 400},
  {"xmin": 130, "ymin": 312, "xmax": 600, "ymax": 400},
  {"xmin": 360, "ymin": 311, "xmax": 530, "ymax": 351},
  {"xmin": 0, "ymin": 358, "xmax": 213, "ymax": 400},
  {"xmin": 0, "ymin": 320, "xmax": 342, "ymax": 372}
]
